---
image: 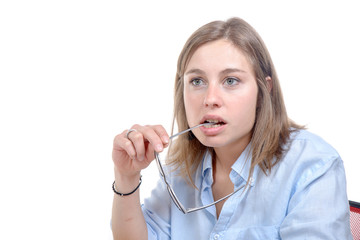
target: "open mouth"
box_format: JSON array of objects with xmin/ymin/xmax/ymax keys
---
[{"xmin": 202, "ymin": 119, "xmax": 226, "ymax": 128}]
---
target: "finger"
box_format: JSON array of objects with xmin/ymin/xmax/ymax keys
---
[
  {"xmin": 143, "ymin": 140, "xmax": 156, "ymax": 164},
  {"xmin": 140, "ymin": 125, "xmax": 168, "ymax": 153},
  {"xmin": 126, "ymin": 129, "xmax": 147, "ymax": 161},
  {"xmin": 143, "ymin": 126, "xmax": 170, "ymax": 164},
  {"xmin": 113, "ymin": 132, "xmax": 136, "ymax": 160},
  {"xmin": 152, "ymin": 125, "xmax": 170, "ymax": 146}
]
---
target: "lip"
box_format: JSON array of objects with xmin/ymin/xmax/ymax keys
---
[{"xmin": 199, "ymin": 115, "xmax": 227, "ymax": 136}]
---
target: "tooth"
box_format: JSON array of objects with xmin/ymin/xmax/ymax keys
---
[
  {"xmin": 207, "ymin": 119, "xmax": 219, "ymax": 123},
  {"xmin": 204, "ymin": 123, "xmax": 222, "ymax": 128}
]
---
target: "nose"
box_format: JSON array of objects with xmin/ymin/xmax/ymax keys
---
[{"xmin": 203, "ymin": 84, "xmax": 222, "ymax": 108}]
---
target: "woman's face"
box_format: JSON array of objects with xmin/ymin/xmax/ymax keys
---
[{"xmin": 183, "ymin": 39, "xmax": 258, "ymax": 151}]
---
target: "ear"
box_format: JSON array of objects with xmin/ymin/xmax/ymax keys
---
[{"xmin": 265, "ymin": 76, "xmax": 272, "ymax": 93}]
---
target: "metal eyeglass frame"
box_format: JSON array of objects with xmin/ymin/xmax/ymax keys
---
[{"xmin": 154, "ymin": 123, "xmax": 245, "ymax": 214}]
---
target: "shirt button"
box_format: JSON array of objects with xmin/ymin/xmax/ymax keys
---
[
  {"xmin": 249, "ymin": 177, "xmax": 254, "ymax": 184},
  {"xmin": 213, "ymin": 234, "xmax": 220, "ymax": 240}
]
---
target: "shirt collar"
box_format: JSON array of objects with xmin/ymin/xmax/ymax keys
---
[
  {"xmin": 200, "ymin": 150, "xmax": 213, "ymax": 186},
  {"xmin": 230, "ymin": 143, "xmax": 258, "ymax": 187},
  {"xmin": 200, "ymin": 144, "xmax": 259, "ymax": 187}
]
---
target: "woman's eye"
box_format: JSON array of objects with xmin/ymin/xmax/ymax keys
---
[
  {"xmin": 191, "ymin": 78, "xmax": 204, "ymax": 86},
  {"xmin": 225, "ymin": 77, "xmax": 239, "ymax": 86}
]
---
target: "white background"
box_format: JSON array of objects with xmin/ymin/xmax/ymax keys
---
[{"xmin": 0, "ymin": 0, "xmax": 359, "ymax": 239}]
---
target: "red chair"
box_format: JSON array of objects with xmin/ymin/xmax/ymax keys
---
[{"xmin": 350, "ymin": 200, "xmax": 360, "ymax": 239}]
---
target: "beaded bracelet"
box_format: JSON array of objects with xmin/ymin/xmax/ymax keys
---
[{"xmin": 112, "ymin": 175, "xmax": 142, "ymax": 196}]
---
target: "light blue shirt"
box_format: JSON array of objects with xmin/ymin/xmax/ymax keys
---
[{"xmin": 142, "ymin": 130, "xmax": 352, "ymax": 239}]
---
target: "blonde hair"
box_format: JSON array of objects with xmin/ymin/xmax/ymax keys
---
[{"xmin": 168, "ymin": 17, "xmax": 303, "ymax": 186}]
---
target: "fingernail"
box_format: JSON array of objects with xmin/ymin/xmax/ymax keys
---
[
  {"xmin": 156, "ymin": 144, "xmax": 163, "ymax": 152},
  {"xmin": 162, "ymin": 136, "xmax": 169, "ymax": 144}
]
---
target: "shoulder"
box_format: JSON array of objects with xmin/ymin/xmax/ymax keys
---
[
  {"xmin": 279, "ymin": 129, "xmax": 343, "ymax": 188},
  {"xmin": 287, "ymin": 129, "xmax": 339, "ymax": 159}
]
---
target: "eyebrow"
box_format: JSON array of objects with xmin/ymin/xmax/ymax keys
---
[
  {"xmin": 185, "ymin": 68, "xmax": 205, "ymax": 76},
  {"xmin": 185, "ymin": 68, "xmax": 247, "ymax": 76},
  {"xmin": 220, "ymin": 68, "xmax": 247, "ymax": 75}
]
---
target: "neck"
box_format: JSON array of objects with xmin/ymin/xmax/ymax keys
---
[{"xmin": 213, "ymin": 135, "xmax": 251, "ymax": 173}]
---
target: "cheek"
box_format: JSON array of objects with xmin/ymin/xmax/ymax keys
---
[
  {"xmin": 246, "ymin": 88, "xmax": 258, "ymax": 113},
  {"xmin": 247, "ymin": 90, "xmax": 259, "ymax": 122},
  {"xmin": 183, "ymin": 88, "xmax": 196, "ymax": 123},
  {"xmin": 233, "ymin": 88, "xmax": 258, "ymax": 121},
  {"xmin": 183, "ymin": 90, "xmax": 190, "ymax": 112}
]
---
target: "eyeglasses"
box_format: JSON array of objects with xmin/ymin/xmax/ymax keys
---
[{"xmin": 154, "ymin": 123, "xmax": 245, "ymax": 214}]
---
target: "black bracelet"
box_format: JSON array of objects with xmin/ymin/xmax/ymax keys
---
[{"xmin": 112, "ymin": 175, "xmax": 142, "ymax": 196}]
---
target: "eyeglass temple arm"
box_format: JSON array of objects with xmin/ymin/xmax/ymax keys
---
[{"xmin": 169, "ymin": 122, "xmax": 215, "ymax": 140}]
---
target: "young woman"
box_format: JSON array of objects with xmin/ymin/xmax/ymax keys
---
[{"xmin": 111, "ymin": 18, "xmax": 352, "ymax": 239}]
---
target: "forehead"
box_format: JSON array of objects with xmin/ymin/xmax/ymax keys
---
[{"xmin": 185, "ymin": 39, "xmax": 253, "ymax": 74}]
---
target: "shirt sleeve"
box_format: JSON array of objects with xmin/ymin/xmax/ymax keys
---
[
  {"xmin": 279, "ymin": 156, "xmax": 352, "ymax": 240},
  {"xmin": 141, "ymin": 178, "xmax": 172, "ymax": 240}
]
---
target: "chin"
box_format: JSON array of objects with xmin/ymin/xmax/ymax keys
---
[{"xmin": 197, "ymin": 137, "xmax": 224, "ymax": 148}]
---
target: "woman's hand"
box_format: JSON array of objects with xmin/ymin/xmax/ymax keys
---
[
  {"xmin": 112, "ymin": 124, "xmax": 169, "ymax": 178},
  {"xmin": 111, "ymin": 124, "xmax": 168, "ymax": 240}
]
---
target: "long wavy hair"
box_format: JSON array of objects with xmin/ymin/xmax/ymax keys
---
[{"xmin": 168, "ymin": 17, "xmax": 303, "ymax": 187}]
